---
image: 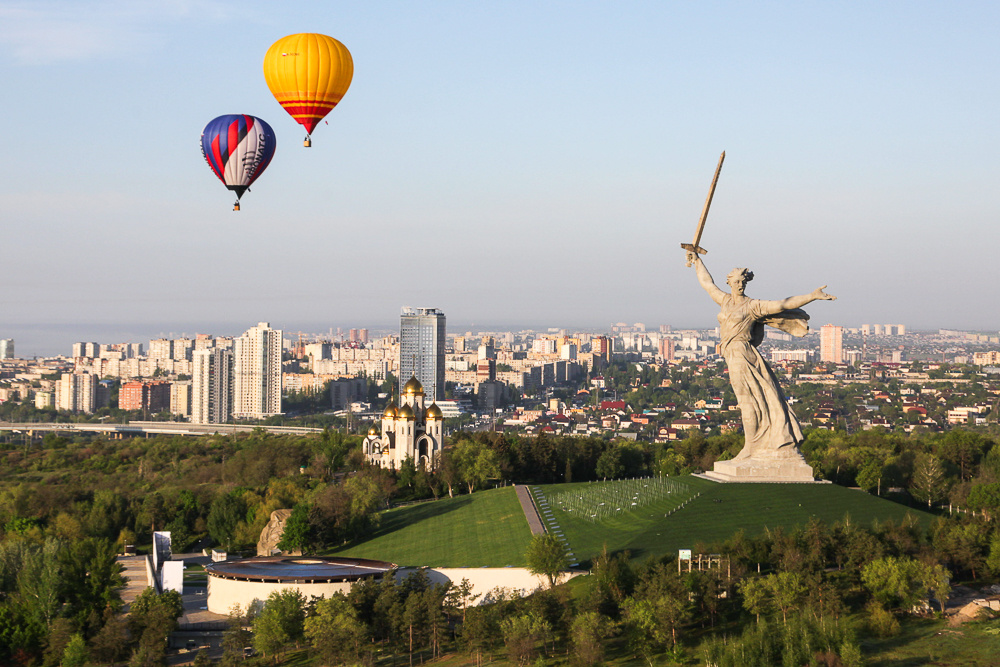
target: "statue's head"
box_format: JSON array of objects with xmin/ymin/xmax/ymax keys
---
[{"xmin": 726, "ymin": 268, "xmax": 753, "ymax": 295}]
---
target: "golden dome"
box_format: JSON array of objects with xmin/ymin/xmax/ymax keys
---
[
  {"xmin": 403, "ymin": 376, "xmax": 424, "ymax": 395},
  {"xmin": 398, "ymin": 404, "xmax": 415, "ymax": 420},
  {"xmin": 382, "ymin": 401, "xmax": 398, "ymax": 418},
  {"xmin": 425, "ymin": 403, "xmax": 443, "ymax": 420},
  {"xmin": 368, "ymin": 427, "xmax": 377, "ymax": 436}
]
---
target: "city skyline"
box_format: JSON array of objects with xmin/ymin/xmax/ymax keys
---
[
  {"xmin": 1, "ymin": 315, "xmax": 996, "ymax": 360},
  {"xmin": 2, "ymin": 2, "xmax": 999, "ymax": 343}
]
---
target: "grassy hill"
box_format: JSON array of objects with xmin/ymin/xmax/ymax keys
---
[
  {"xmin": 531, "ymin": 476, "xmax": 936, "ymax": 564},
  {"xmin": 327, "ymin": 477, "xmax": 936, "ymax": 568},
  {"xmin": 326, "ymin": 486, "xmax": 533, "ymax": 567}
]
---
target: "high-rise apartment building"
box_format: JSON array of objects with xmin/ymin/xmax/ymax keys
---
[
  {"xmin": 192, "ymin": 348, "xmax": 233, "ymax": 424},
  {"xmin": 148, "ymin": 339, "xmax": 173, "ymax": 361},
  {"xmin": 170, "ymin": 381, "xmax": 192, "ymax": 419},
  {"xmin": 120, "ymin": 381, "xmax": 171, "ymax": 413},
  {"xmin": 232, "ymin": 322, "xmax": 283, "ymax": 419},
  {"xmin": 55, "ymin": 372, "xmax": 97, "ymax": 413},
  {"xmin": 658, "ymin": 338, "xmax": 675, "ymax": 361},
  {"xmin": 820, "ymin": 324, "xmax": 844, "ymax": 364},
  {"xmin": 0, "ymin": 339, "xmax": 13, "ymax": 359},
  {"xmin": 399, "ymin": 307, "xmax": 446, "ymax": 402},
  {"xmin": 173, "ymin": 338, "xmax": 194, "ymax": 361},
  {"xmin": 71, "ymin": 342, "xmax": 99, "ymax": 358}
]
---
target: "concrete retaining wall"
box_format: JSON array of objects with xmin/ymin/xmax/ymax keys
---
[{"xmin": 206, "ymin": 567, "xmax": 585, "ymax": 613}]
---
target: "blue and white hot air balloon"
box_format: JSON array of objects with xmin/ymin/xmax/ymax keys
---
[{"xmin": 200, "ymin": 114, "xmax": 276, "ymax": 210}]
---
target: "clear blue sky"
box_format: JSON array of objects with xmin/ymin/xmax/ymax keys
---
[{"xmin": 2, "ymin": 1, "xmax": 998, "ymax": 356}]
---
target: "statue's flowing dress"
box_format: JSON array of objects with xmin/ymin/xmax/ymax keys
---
[{"xmin": 718, "ymin": 294, "xmax": 804, "ymax": 459}]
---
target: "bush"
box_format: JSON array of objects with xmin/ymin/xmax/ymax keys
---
[{"xmin": 865, "ymin": 602, "xmax": 900, "ymax": 638}]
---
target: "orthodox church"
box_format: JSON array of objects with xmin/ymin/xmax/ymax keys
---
[{"xmin": 363, "ymin": 376, "xmax": 444, "ymax": 469}]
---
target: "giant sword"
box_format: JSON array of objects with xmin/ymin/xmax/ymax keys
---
[{"xmin": 681, "ymin": 151, "xmax": 725, "ymax": 267}]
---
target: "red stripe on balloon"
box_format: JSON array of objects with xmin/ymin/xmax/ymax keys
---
[
  {"xmin": 210, "ymin": 136, "xmax": 225, "ymax": 182},
  {"xmin": 280, "ymin": 102, "xmax": 337, "ymax": 114},
  {"xmin": 227, "ymin": 120, "xmax": 239, "ymax": 166}
]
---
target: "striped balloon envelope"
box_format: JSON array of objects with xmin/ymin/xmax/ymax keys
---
[
  {"xmin": 263, "ymin": 33, "xmax": 354, "ymax": 147},
  {"xmin": 200, "ymin": 114, "xmax": 276, "ymax": 211}
]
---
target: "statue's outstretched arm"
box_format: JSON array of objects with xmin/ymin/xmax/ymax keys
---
[
  {"xmin": 761, "ymin": 286, "xmax": 836, "ymax": 314},
  {"xmin": 687, "ymin": 252, "xmax": 726, "ymax": 305}
]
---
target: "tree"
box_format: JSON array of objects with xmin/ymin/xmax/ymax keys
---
[
  {"xmin": 862, "ymin": 556, "xmax": 948, "ymax": 612},
  {"xmin": 739, "ymin": 576, "xmax": 770, "ymax": 624},
  {"xmin": 570, "ymin": 611, "xmax": 608, "ymax": 666},
  {"xmin": 452, "ymin": 440, "xmax": 502, "ymax": 494},
  {"xmin": 402, "ymin": 587, "xmax": 427, "ymax": 663},
  {"xmin": 423, "ymin": 585, "xmax": 449, "ymax": 658},
  {"xmin": 252, "ymin": 589, "xmax": 306, "ymax": 660},
  {"xmin": 60, "ymin": 538, "xmax": 126, "ymax": 634},
  {"xmin": 987, "ymin": 534, "xmax": 1000, "ymax": 577},
  {"xmin": 444, "ymin": 577, "xmax": 480, "ymax": 623},
  {"xmin": 462, "ymin": 599, "xmax": 502, "ymax": 666},
  {"xmin": 590, "ymin": 546, "xmax": 635, "ymax": 618},
  {"xmin": 221, "ymin": 604, "xmax": 254, "ymax": 665},
  {"xmin": 207, "ymin": 492, "xmax": 247, "ymax": 551},
  {"xmin": 437, "ymin": 449, "xmax": 461, "ymax": 498},
  {"xmin": 501, "ymin": 613, "xmax": 551, "ymax": 666},
  {"xmin": 623, "ymin": 564, "xmax": 691, "ymax": 655},
  {"xmin": 595, "ymin": 448, "xmax": 625, "ymax": 480},
  {"xmin": 305, "ymin": 594, "xmax": 367, "ymax": 665},
  {"xmin": 764, "ymin": 571, "xmax": 807, "ymax": 624},
  {"xmin": 622, "ymin": 596, "xmax": 671, "ymax": 660},
  {"xmin": 966, "ymin": 482, "xmax": 1000, "ymax": 520},
  {"xmin": 525, "ymin": 534, "xmax": 569, "ymax": 588},
  {"xmin": 59, "ymin": 634, "xmax": 88, "ymax": 667},
  {"xmin": 856, "ymin": 459, "xmax": 883, "ymax": 494},
  {"xmin": 89, "ymin": 614, "xmax": 129, "ymax": 664},
  {"xmin": 910, "ymin": 454, "xmax": 947, "ymax": 508},
  {"xmin": 276, "ymin": 503, "xmax": 312, "ymax": 553},
  {"xmin": 128, "ymin": 588, "xmax": 183, "ymax": 666}
]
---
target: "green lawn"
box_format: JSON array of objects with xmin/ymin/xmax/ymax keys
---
[
  {"xmin": 324, "ymin": 477, "xmax": 936, "ymax": 570},
  {"xmin": 532, "ymin": 476, "xmax": 937, "ymax": 564},
  {"xmin": 326, "ymin": 487, "xmax": 533, "ymax": 567},
  {"xmin": 863, "ymin": 617, "xmax": 1000, "ymax": 666}
]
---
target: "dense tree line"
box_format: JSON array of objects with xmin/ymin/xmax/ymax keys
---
[
  {"xmin": 5, "ymin": 422, "xmax": 1000, "ymax": 664},
  {"xmin": 5, "ymin": 425, "xmax": 1000, "ymax": 557},
  {"xmin": 0, "ymin": 536, "xmax": 128, "ymax": 664},
  {"xmin": 195, "ymin": 511, "xmax": 981, "ymax": 666}
]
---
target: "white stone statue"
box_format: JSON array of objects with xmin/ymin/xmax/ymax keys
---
[{"xmin": 686, "ymin": 251, "xmax": 835, "ymax": 481}]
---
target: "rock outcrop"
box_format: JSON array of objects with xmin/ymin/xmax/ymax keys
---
[{"xmin": 256, "ymin": 509, "xmax": 299, "ymax": 557}]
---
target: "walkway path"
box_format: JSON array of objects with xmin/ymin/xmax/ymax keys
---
[
  {"xmin": 516, "ymin": 485, "xmax": 579, "ymax": 567},
  {"xmin": 514, "ymin": 484, "xmax": 546, "ymax": 535},
  {"xmin": 117, "ymin": 555, "xmax": 150, "ymax": 609}
]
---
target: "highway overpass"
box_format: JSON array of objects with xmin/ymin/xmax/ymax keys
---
[{"xmin": 0, "ymin": 421, "xmax": 325, "ymax": 438}]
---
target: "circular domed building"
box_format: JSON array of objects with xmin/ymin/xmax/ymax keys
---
[
  {"xmin": 205, "ymin": 556, "xmax": 395, "ymax": 613},
  {"xmin": 363, "ymin": 376, "xmax": 444, "ymax": 470}
]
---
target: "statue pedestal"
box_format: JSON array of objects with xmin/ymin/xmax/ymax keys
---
[{"xmin": 706, "ymin": 456, "xmax": 816, "ymax": 483}]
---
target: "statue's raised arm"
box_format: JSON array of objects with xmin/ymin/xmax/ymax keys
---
[{"xmin": 686, "ymin": 251, "xmax": 726, "ymax": 305}]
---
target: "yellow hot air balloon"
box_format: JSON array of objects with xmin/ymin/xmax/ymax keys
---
[{"xmin": 263, "ymin": 33, "xmax": 353, "ymax": 147}]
